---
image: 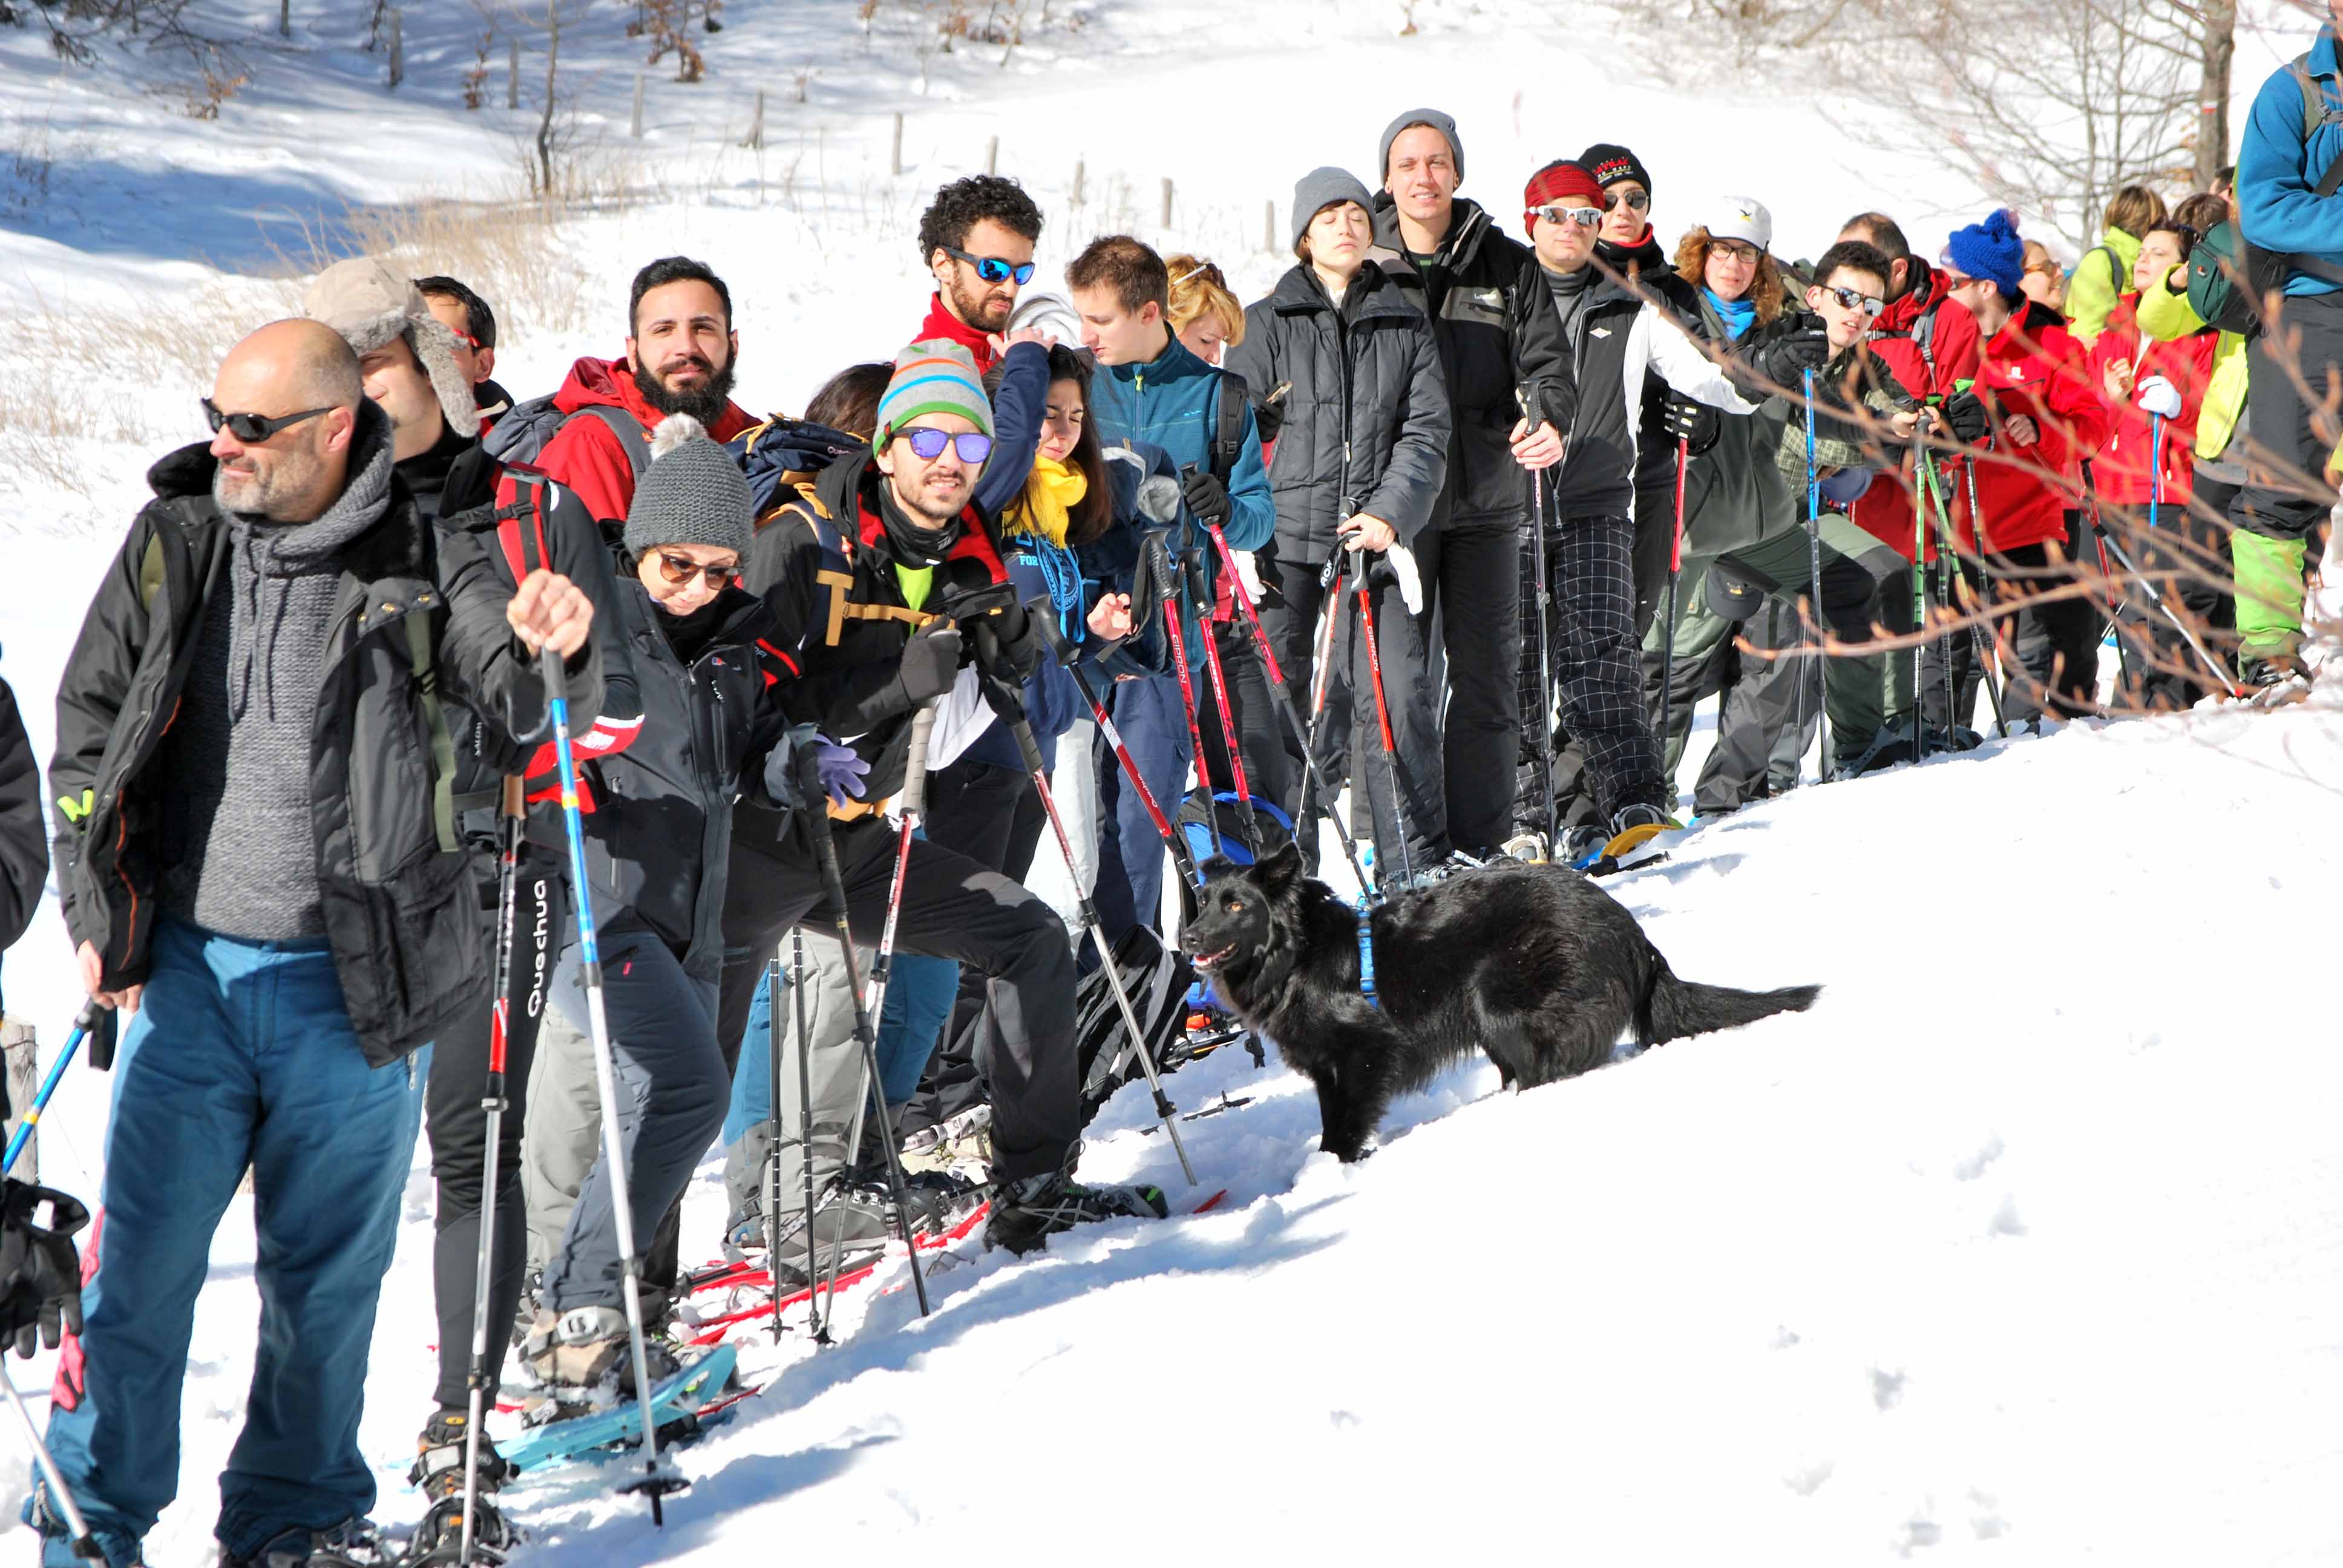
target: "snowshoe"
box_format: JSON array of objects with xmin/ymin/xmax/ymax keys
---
[
  {"xmin": 500, "ymin": 1345, "xmax": 739, "ymax": 1475},
  {"xmin": 1570, "ymin": 804, "xmax": 1679, "ymax": 872},
  {"xmin": 404, "ymin": 1410, "xmax": 517, "ymax": 1566},
  {"xmin": 226, "ymin": 1517, "xmax": 398, "ymax": 1568},
  {"xmin": 984, "ymin": 1160, "xmax": 1170, "ymax": 1256},
  {"xmin": 1499, "ymin": 830, "xmax": 1549, "ymax": 864},
  {"xmin": 1403, "ymin": 848, "xmax": 1486, "ymax": 889},
  {"xmin": 899, "ymin": 1102, "xmax": 992, "ymax": 1183},
  {"xmin": 2241, "ymin": 653, "xmax": 2313, "ymax": 707}
]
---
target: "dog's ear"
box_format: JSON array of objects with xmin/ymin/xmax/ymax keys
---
[{"xmin": 1256, "ymin": 840, "xmax": 1303, "ymax": 893}]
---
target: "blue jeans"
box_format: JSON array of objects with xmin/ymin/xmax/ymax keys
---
[
  {"xmin": 1092, "ymin": 670, "xmax": 1193, "ymax": 944},
  {"xmin": 38, "ymin": 916, "xmax": 428, "ymax": 1565},
  {"xmin": 724, "ymin": 943, "xmax": 955, "ymax": 1145}
]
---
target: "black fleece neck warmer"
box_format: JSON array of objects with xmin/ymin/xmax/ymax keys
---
[{"xmin": 875, "ymin": 477, "xmax": 962, "ymax": 567}]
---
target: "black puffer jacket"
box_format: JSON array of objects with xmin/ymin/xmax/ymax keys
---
[
  {"xmin": 0, "ymin": 659, "xmax": 45, "ymax": 1021},
  {"xmin": 1370, "ymin": 194, "xmax": 1576, "ymax": 532},
  {"xmin": 1225, "ymin": 262, "xmax": 1452, "ymax": 557},
  {"xmin": 583, "ymin": 571, "xmax": 793, "ymax": 979},
  {"xmin": 49, "ymin": 443, "xmax": 601, "ymax": 1064}
]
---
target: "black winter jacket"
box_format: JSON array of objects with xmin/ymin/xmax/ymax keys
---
[
  {"xmin": 48, "ymin": 443, "xmax": 601, "ymax": 1065},
  {"xmin": 1370, "ymin": 195, "xmax": 1576, "ymax": 532},
  {"xmin": 1545, "ymin": 270, "xmax": 1650, "ymax": 521},
  {"xmin": 1224, "ymin": 263, "xmax": 1451, "ymax": 557},
  {"xmin": 583, "ymin": 573, "xmax": 793, "ymax": 978},
  {"xmin": 0, "ymin": 661, "xmax": 46, "ymax": 1019}
]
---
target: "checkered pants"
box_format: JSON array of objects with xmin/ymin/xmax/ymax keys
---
[{"xmin": 1515, "ymin": 512, "xmax": 1663, "ymax": 826}]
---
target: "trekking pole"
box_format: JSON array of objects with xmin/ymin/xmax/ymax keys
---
[
  {"xmin": 972, "ymin": 619, "xmax": 1196, "ymax": 1185},
  {"xmin": 760, "ymin": 949, "xmax": 785, "ymax": 1346},
  {"xmin": 796, "ymin": 716, "xmax": 933, "ymax": 1321},
  {"xmin": 1908, "ymin": 417, "xmax": 1931, "ymax": 763},
  {"xmin": 1297, "ymin": 557, "xmax": 1352, "ymax": 866},
  {"xmin": 2148, "ymin": 411, "xmax": 2163, "ymax": 534},
  {"xmin": 7, "ymin": 1378, "xmax": 103, "ymax": 1568},
  {"xmin": 786, "ymin": 930, "xmax": 824, "ymax": 1341},
  {"xmin": 1922, "ymin": 454, "xmax": 2008, "ymax": 739},
  {"xmin": 1036, "ymin": 616, "xmax": 1205, "ymax": 895},
  {"xmin": 1176, "ymin": 508, "xmax": 1263, "ymax": 862},
  {"xmin": 2080, "ymin": 468, "xmax": 2137, "ymax": 700},
  {"xmin": 2092, "ymin": 524, "xmax": 2247, "ymax": 697},
  {"xmin": 0, "ymin": 1001, "xmax": 103, "ymax": 1177},
  {"xmin": 1804, "ymin": 369, "xmax": 1832, "ymax": 781},
  {"xmin": 538, "ymin": 647, "xmax": 684, "ymax": 1523},
  {"xmin": 1656, "ymin": 437, "xmax": 1689, "ymax": 806},
  {"xmin": 1960, "ymin": 456, "xmax": 2012, "ymax": 731},
  {"xmin": 1349, "ymin": 543, "xmax": 1415, "ymax": 890},
  {"xmin": 1142, "ymin": 532, "xmax": 1222, "ymax": 847},
  {"xmin": 458, "ymin": 776, "xmax": 526, "ymax": 1566},
  {"xmin": 1516, "ymin": 384, "xmax": 1559, "ymax": 854},
  {"xmin": 1198, "ymin": 523, "xmax": 1371, "ymax": 893}
]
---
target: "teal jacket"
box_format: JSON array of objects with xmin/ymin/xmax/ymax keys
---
[{"xmin": 2239, "ymin": 30, "xmax": 2343, "ymax": 296}]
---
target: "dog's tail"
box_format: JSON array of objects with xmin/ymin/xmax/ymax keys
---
[{"xmin": 1642, "ymin": 961, "xmax": 1820, "ymax": 1046}]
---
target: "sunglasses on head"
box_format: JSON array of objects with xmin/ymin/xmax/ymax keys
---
[
  {"xmin": 896, "ymin": 427, "xmax": 995, "ymax": 464},
  {"xmin": 652, "ymin": 552, "xmax": 739, "ymax": 590},
  {"xmin": 1529, "ymin": 203, "xmax": 1604, "ymax": 229},
  {"xmin": 1605, "ymin": 189, "xmax": 1650, "ymax": 213},
  {"xmin": 1820, "ymin": 284, "xmax": 1886, "ymax": 318},
  {"xmin": 202, "ymin": 399, "xmax": 332, "ymax": 443},
  {"xmin": 943, "ymin": 246, "xmax": 1037, "ymax": 287}
]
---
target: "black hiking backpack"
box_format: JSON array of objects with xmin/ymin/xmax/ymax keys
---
[
  {"xmin": 2187, "ymin": 51, "xmax": 2343, "ymax": 338},
  {"xmin": 481, "ymin": 399, "xmax": 651, "ymax": 479}
]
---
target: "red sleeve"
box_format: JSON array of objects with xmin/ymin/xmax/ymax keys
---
[
  {"xmin": 2049, "ymin": 338, "xmax": 2110, "ymax": 456},
  {"xmin": 1930, "ymin": 300, "xmax": 1983, "ymax": 394},
  {"xmin": 535, "ymin": 416, "xmax": 637, "ymax": 529}
]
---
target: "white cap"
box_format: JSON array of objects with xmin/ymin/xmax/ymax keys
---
[{"xmin": 1709, "ymin": 195, "xmax": 1774, "ymax": 250}]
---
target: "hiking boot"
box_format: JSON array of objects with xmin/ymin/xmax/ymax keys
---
[
  {"xmin": 2242, "ymin": 653, "xmax": 2313, "ymax": 705},
  {"xmin": 405, "ymin": 1411, "xmax": 517, "ymax": 1564},
  {"xmin": 984, "ymin": 1163, "xmax": 1169, "ymax": 1256},
  {"xmin": 228, "ymin": 1518, "xmax": 398, "ymax": 1568},
  {"xmin": 1499, "ymin": 831, "xmax": 1548, "ymax": 864},
  {"xmin": 520, "ymin": 1305, "xmax": 677, "ymax": 1411},
  {"xmin": 900, "ymin": 1102, "xmax": 993, "ymax": 1182},
  {"xmin": 1832, "ymin": 716, "xmax": 1983, "ymax": 779},
  {"xmin": 1404, "ymin": 848, "xmax": 1486, "ymax": 888},
  {"xmin": 1558, "ymin": 824, "xmax": 1607, "ymax": 867}
]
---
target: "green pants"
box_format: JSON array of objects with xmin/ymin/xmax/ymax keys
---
[{"xmin": 1654, "ymin": 515, "xmax": 1916, "ymax": 769}]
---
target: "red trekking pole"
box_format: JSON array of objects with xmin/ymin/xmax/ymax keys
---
[{"xmin": 1348, "ymin": 544, "xmax": 1415, "ymax": 890}]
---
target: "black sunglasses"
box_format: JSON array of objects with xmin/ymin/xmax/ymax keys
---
[
  {"xmin": 943, "ymin": 246, "xmax": 1036, "ymax": 286},
  {"xmin": 1605, "ymin": 189, "xmax": 1650, "ymax": 213},
  {"xmin": 1820, "ymin": 284, "xmax": 1886, "ymax": 318},
  {"xmin": 202, "ymin": 399, "xmax": 332, "ymax": 443}
]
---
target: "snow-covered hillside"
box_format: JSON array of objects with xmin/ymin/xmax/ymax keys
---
[{"xmin": 2, "ymin": 2, "xmax": 2339, "ymax": 1564}]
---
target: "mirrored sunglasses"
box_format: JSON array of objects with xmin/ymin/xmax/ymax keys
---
[
  {"xmin": 1529, "ymin": 203, "xmax": 1604, "ymax": 229},
  {"xmin": 653, "ymin": 552, "xmax": 740, "ymax": 590},
  {"xmin": 944, "ymin": 246, "xmax": 1036, "ymax": 286},
  {"xmin": 1821, "ymin": 285, "xmax": 1886, "ymax": 318},
  {"xmin": 898, "ymin": 428, "xmax": 995, "ymax": 464}
]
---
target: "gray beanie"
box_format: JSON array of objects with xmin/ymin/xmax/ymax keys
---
[
  {"xmin": 1292, "ymin": 166, "xmax": 1377, "ymax": 249},
  {"xmin": 622, "ymin": 414, "xmax": 754, "ymax": 563},
  {"xmin": 1378, "ymin": 107, "xmax": 1463, "ymax": 183},
  {"xmin": 303, "ymin": 256, "xmax": 477, "ymax": 436}
]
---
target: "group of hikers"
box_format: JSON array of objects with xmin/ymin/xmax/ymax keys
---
[{"xmin": 1, "ymin": 24, "xmax": 2339, "ymax": 1564}]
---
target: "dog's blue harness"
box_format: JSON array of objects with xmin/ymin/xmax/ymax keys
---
[{"xmin": 1355, "ymin": 895, "xmax": 1378, "ymax": 1008}]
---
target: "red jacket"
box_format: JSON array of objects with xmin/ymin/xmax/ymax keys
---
[
  {"xmin": 1852, "ymin": 263, "xmax": 1983, "ymax": 557},
  {"xmin": 2085, "ymin": 295, "xmax": 2217, "ymax": 507},
  {"xmin": 1954, "ymin": 302, "xmax": 2109, "ymax": 555},
  {"xmin": 918, "ymin": 294, "xmax": 998, "ymax": 374},
  {"xmin": 535, "ymin": 356, "xmax": 758, "ymax": 526}
]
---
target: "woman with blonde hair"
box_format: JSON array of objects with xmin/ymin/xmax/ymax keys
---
[
  {"xmin": 1166, "ymin": 253, "xmax": 1246, "ymax": 367},
  {"xmin": 2066, "ymin": 183, "xmax": 2168, "ymax": 346},
  {"xmin": 2020, "ymin": 239, "xmax": 2066, "ymax": 312}
]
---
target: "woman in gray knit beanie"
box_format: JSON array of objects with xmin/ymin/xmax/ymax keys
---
[{"xmin": 522, "ymin": 413, "xmax": 869, "ymax": 1400}]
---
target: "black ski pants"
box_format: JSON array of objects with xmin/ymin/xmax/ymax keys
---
[
  {"xmin": 715, "ymin": 817, "xmax": 1080, "ymax": 1184},
  {"xmin": 1415, "ymin": 517, "xmax": 1521, "ymax": 855},
  {"xmin": 1921, "ymin": 524, "xmax": 2101, "ymax": 727},
  {"xmin": 2236, "ymin": 290, "xmax": 2343, "ymax": 547},
  {"xmin": 1255, "ymin": 547, "xmax": 1448, "ymax": 872},
  {"xmin": 423, "ymin": 845, "xmax": 561, "ymax": 1411}
]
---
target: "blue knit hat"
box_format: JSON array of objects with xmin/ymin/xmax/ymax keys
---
[
  {"xmin": 1945, "ymin": 209, "xmax": 2026, "ymax": 299},
  {"xmin": 877, "ymin": 339, "xmax": 994, "ymax": 445}
]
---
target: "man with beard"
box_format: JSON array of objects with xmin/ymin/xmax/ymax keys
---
[
  {"xmin": 532, "ymin": 256, "xmax": 759, "ymax": 532},
  {"xmin": 916, "ymin": 175, "xmax": 1043, "ymax": 372}
]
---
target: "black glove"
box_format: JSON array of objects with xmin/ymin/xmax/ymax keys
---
[
  {"xmin": 897, "ymin": 623, "xmax": 963, "ymax": 705},
  {"xmin": 0, "ymin": 1180, "xmax": 88, "ymax": 1359},
  {"xmin": 1754, "ymin": 323, "xmax": 1832, "ymax": 388},
  {"xmin": 1940, "ymin": 389, "xmax": 1992, "ymax": 446},
  {"xmin": 1181, "ymin": 469, "xmax": 1232, "ymax": 529},
  {"xmin": 1657, "ymin": 390, "xmax": 1720, "ymax": 456}
]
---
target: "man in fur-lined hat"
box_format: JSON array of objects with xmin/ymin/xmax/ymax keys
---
[{"xmin": 306, "ymin": 255, "xmax": 492, "ymax": 523}]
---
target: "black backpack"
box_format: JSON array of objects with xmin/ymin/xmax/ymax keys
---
[{"xmin": 2187, "ymin": 51, "xmax": 2343, "ymax": 337}]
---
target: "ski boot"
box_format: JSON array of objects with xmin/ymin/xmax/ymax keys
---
[
  {"xmin": 985, "ymin": 1151, "xmax": 1168, "ymax": 1256},
  {"xmin": 405, "ymin": 1410, "xmax": 517, "ymax": 1566}
]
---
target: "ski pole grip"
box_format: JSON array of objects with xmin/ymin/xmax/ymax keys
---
[
  {"xmin": 1517, "ymin": 382, "xmax": 1545, "ymax": 431},
  {"xmin": 500, "ymin": 774, "xmax": 526, "ymax": 820},
  {"xmin": 899, "ymin": 704, "xmax": 938, "ymax": 819},
  {"xmin": 87, "ymin": 1002, "xmax": 117, "ymax": 1073}
]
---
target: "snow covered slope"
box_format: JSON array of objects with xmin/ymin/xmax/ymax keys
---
[{"xmin": 2, "ymin": 2, "xmax": 2340, "ymax": 1564}]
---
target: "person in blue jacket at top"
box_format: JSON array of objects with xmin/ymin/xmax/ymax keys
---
[
  {"xmin": 1064, "ymin": 234, "xmax": 1275, "ymax": 941},
  {"xmin": 2232, "ymin": 1, "xmax": 2343, "ymax": 690}
]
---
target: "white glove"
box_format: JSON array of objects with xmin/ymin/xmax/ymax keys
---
[
  {"xmin": 1388, "ymin": 544, "xmax": 1424, "ymax": 616},
  {"xmin": 2136, "ymin": 375, "xmax": 2183, "ymax": 420},
  {"xmin": 1233, "ymin": 549, "xmax": 1265, "ymax": 606}
]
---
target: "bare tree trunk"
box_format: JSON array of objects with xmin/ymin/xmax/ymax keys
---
[
  {"xmin": 2198, "ymin": 0, "xmax": 2237, "ymax": 191},
  {"xmin": 538, "ymin": 0, "xmax": 560, "ymax": 200},
  {"xmin": 278, "ymin": 0, "xmax": 289, "ymax": 38}
]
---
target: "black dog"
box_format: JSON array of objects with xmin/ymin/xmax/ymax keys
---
[{"xmin": 1183, "ymin": 845, "xmax": 1820, "ymax": 1161}]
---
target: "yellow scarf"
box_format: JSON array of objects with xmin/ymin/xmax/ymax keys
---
[{"xmin": 1008, "ymin": 457, "xmax": 1087, "ymax": 548}]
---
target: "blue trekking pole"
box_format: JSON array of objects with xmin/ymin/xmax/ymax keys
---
[
  {"xmin": 2148, "ymin": 411, "xmax": 2163, "ymax": 532},
  {"xmin": 1, "ymin": 1001, "xmax": 103, "ymax": 1177},
  {"xmin": 1801, "ymin": 368, "xmax": 1830, "ymax": 782},
  {"xmin": 539, "ymin": 645, "xmax": 686, "ymax": 1525}
]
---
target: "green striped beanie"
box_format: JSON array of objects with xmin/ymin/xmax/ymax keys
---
[{"xmin": 877, "ymin": 339, "xmax": 994, "ymax": 444}]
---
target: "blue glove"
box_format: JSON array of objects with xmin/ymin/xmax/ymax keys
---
[
  {"xmin": 767, "ymin": 727, "xmax": 870, "ymax": 809},
  {"xmin": 1818, "ymin": 466, "xmax": 1875, "ymax": 506},
  {"xmin": 806, "ymin": 736, "xmax": 870, "ymax": 807}
]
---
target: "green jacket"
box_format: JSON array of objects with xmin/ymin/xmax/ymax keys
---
[
  {"xmin": 2134, "ymin": 273, "xmax": 2249, "ymax": 460},
  {"xmin": 1680, "ymin": 294, "xmax": 1797, "ymax": 559},
  {"xmin": 2065, "ymin": 226, "xmax": 2142, "ymax": 348}
]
